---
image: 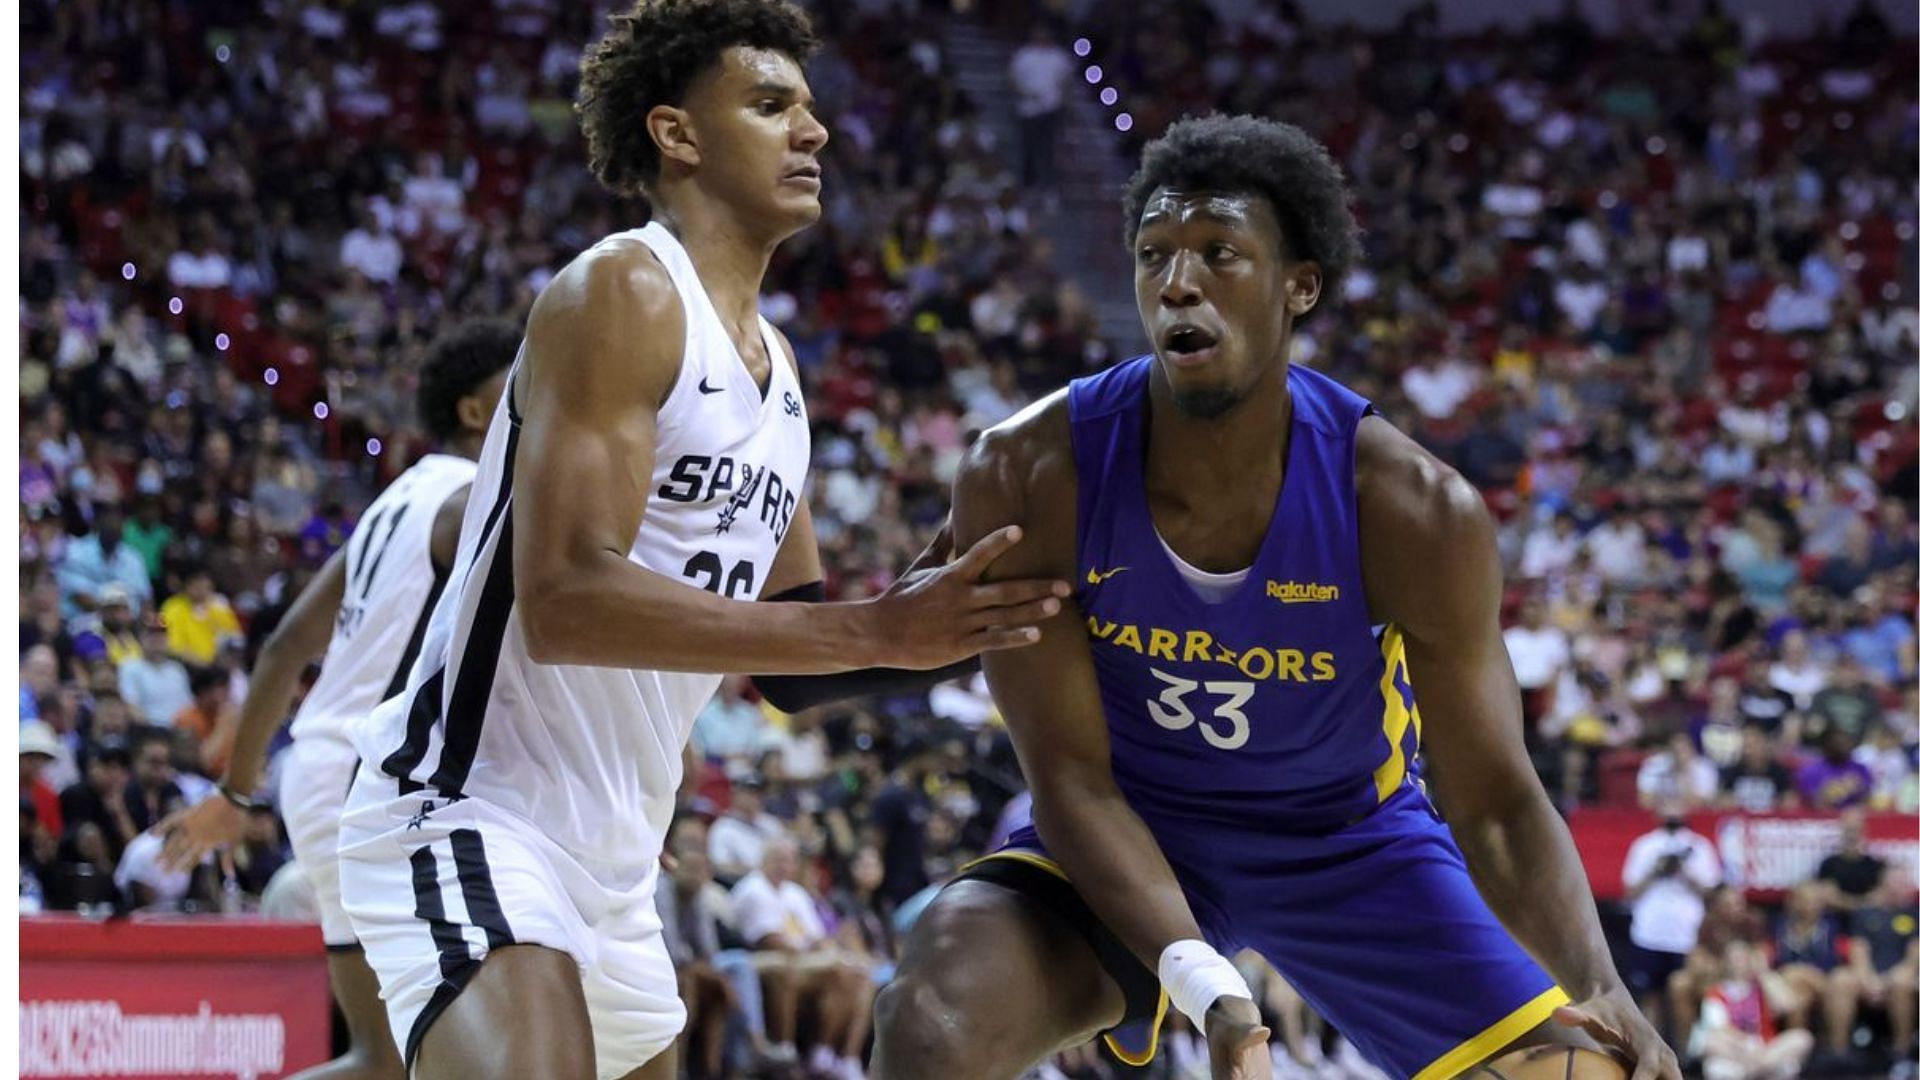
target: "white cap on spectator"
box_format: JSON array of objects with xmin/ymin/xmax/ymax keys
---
[{"xmin": 19, "ymin": 721, "xmax": 62, "ymax": 760}]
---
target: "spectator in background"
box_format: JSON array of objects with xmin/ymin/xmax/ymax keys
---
[
  {"xmin": 1810, "ymin": 654, "xmax": 1885, "ymax": 744},
  {"xmin": 1691, "ymin": 940, "xmax": 1813, "ymax": 1080},
  {"xmin": 1693, "ymin": 677, "xmax": 1749, "ymax": 772},
  {"xmin": 869, "ymin": 736, "xmax": 958, "ymax": 911},
  {"xmin": 123, "ymin": 731, "xmax": 183, "ymax": 836},
  {"xmin": 1816, "ymin": 809, "xmax": 1886, "ymax": 917},
  {"xmin": 1798, "ymin": 726, "xmax": 1876, "ymax": 811},
  {"xmin": 1772, "ymin": 882, "xmax": 1860, "ymax": 1053},
  {"xmin": 831, "ymin": 844, "xmax": 897, "ymax": 988},
  {"xmin": 54, "ymin": 503, "xmax": 152, "ymax": 619},
  {"xmin": 693, "ymin": 675, "xmax": 772, "ymax": 761},
  {"xmin": 1503, "ymin": 598, "xmax": 1570, "ymax": 737},
  {"xmin": 338, "ymin": 201, "xmax": 402, "ymax": 285},
  {"xmin": 1840, "ymin": 586, "xmax": 1916, "ymax": 687},
  {"xmin": 120, "ymin": 498, "xmax": 173, "ymax": 582},
  {"xmin": 20, "ymin": 723, "xmax": 67, "ymax": 838},
  {"xmin": 1639, "ymin": 731, "xmax": 1720, "ymax": 811},
  {"xmin": 72, "ymin": 586, "xmax": 144, "ymax": 668},
  {"xmin": 1672, "ymin": 886, "xmax": 1771, "ymax": 1047},
  {"xmin": 231, "ymin": 804, "xmax": 285, "ymax": 896},
  {"xmin": 1767, "ymin": 630, "xmax": 1828, "ymax": 711},
  {"xmin": 19, "ymin": 645, "xmax": 60, "ymax": 719},
  {"xmin": 708, "ymin": 775, "xmax": 784, "ymax": 886},
  {"xmin": 1006, "ymin": 21, "xmax": 1071, "ymax": 199},
  {"xmin": 1622, "ymin": 804, "xmax": 1722, "ymax": 1034},
  {"xmin": 170, "ymin": 666, "xmax": 235, "ymax": 777},
  {"xmin": 1846, "ymin": 869, "xmax": 1919, "ymax": 1067},
  {"xmin": 1856, "ymin": 722, "xmax": 1914, "ymax": 809},
  {"xmin": 658, "ymin": 818, "xmax": 751, "ymax": 1080},
  {"xmin": 57, "ymin": 744, "xmax": 136, "ymax": 863},
  {"xmin": 733, "ymin": 836, "xmax": 872, "ymax": 1080},
  {"xmin": 117, "ymin": 619, "xmax": 191, "ymax": 727},
  {"xmin": 1720, "ymin": 726, "xmax": 1799, "ymax": 813},
  {"xmin": 1519, "ymin": 512, "xmax": 1581, "ymax": 581},
  {"xmin": 159, "ymin": 568, "xmax": 241, "ymax": 666}
]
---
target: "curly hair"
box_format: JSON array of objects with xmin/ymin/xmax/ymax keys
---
[
  {"xmin": 577, "ymin": 0, "xmax": 819, "ymax": 201},
  {"xmin": 417, "ymin": 319, "xmax": 521, "ymax": 441},
  {"xmin": 1122, "ymin": 115, "xmax": 1361, "ymax": 320}
]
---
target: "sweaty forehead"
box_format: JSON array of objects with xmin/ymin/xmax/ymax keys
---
[
  {"xmin": 1137, "ymin": 189, "xmax": 1273, "ymax": 234},
  {"xmin": 706, "ymin": 45, "xmax": 809, "ymax": 96}
]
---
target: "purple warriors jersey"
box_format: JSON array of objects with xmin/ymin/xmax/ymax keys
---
[
  {"xmin": 1069, "ymin": 357, "xmax": 1421, "ymax": 835},
  {"xmin": 980, "ymin": 357, "xmax": 1566, "ymax": 1078}
]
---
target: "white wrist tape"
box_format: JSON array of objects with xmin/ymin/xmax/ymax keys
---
[{"xmin": 1158, "ymin": 940, "xmax": 1253, "ymax": 1029}]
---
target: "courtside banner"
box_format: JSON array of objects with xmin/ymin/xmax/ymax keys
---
[
  {"xmin": 1569, "ymin": 808, "xmax": 1920, "ymax": 901},
  {"xmin": 20, "ymin": 917, "xmax": 329, "ymax": 1079}
]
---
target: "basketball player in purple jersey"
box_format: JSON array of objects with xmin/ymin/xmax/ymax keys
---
[{"xmin": 871, "ymin": 116, "xmax": 1679, "ymax": 1080}]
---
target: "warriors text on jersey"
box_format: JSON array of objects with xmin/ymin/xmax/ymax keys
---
[
  {"xmin": 289, "ymin": 453, "xmax": 476, "ymax": 742},
  {"xmin": 347, "ymin": 222, "xmax": 812, "ymax": 864}
]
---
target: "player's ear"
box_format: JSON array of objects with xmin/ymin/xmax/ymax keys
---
[
  {"xmin": 648, "ymin": 105, "xmax": 699, "ymax": 171},
  {"xmin": 455, "ymin": 392, "xmax": 489, "ymax": 434},
  {"xmin": 1285, "ymin": 262, "xmax": 1322, "ymax": 318}
]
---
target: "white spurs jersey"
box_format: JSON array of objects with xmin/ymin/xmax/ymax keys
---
[
  {"xmin": 349, "ymin": 223, "xmax": 812, "ymax": 865},
  {"xmin": 289, "ymin": 453, "xmax": 476, "ymax": 742}
]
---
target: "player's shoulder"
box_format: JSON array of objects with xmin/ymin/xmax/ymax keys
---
[
  {"xmin": 1354, "ymin": 413, "xmax": 1490, "ymax": 541},
  {"xmin": 522, "ymin": 232, "xmax": 687, "ymax": 404},
  {"xmin": 958, "ymin": 388, "xmax": 1074, "ymax": 500},
  {"xmin": 530, "ymin": 232, "xmax": 685, "ymax": 339}
]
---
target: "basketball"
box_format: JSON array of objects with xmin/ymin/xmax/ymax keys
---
[{"xmin": 1473, "ymin": 1045, "xmax": 1630, "ymax": 1080}]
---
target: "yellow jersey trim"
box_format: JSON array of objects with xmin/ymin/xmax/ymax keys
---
[
  {"xmin": 1101, "ymin": 988, "xmax": 1169, "ymax": 1067},
  {"xmin": 959, "ymin": 849, "xmax": 1069, "ymax": 881},
  {"xmin": 1372, "ymin": 624, "xmax": 1420, "ymax": 802},
  {"xmin": 1410, "ymin": 985, "xmax": 1571, "ymax": 1080},
  {"xmin": 960, "ymin": 850, "xmax": 1169, "ymax": 1067}
]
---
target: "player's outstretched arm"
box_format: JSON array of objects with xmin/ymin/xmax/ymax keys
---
[
  {"xmin": 159, "ymin": 547, "xmax": 349, "ymax": 871},
  {"xmin": 1357, "ymin": 417, "xmax": 1679, "ymax": 1080},
  {"xmin": 511, "ymin": 246, "xmax": 1064, "ymax": 674},
  {"xmin": 953, "ymin": 405, "xmax": 1269, "ymax": 1077}
]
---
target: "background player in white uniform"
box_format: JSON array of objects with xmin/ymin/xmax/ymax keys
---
[
  {"xmin": 335, "ymin": 4, "xmax": 1068, "ymax": 1080},
  {"xmin": 158, "ymin": 320, "xmax": 519, "ymax": 1080}
]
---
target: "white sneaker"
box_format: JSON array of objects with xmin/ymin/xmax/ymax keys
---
[
  {"xmin": 836, "ymin": 1055, "xmax": 867, "ymax": 1080},
  {"xmin": 807, "ymin": 1044, "xmax": 838, "ymax": 1075}
]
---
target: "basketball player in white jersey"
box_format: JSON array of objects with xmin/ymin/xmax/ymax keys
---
[
  {"xmin": 156, "ymin": 320, "xmax": 519, "ymax": 1080},
  {"xmin": 334, "ymin": 3, "xmax": 1067, "ymax": 1079}
]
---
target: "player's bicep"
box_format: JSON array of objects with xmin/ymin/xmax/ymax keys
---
[
  {"xmin": 953, "ymin": 427, "xmax": 1115, "ymax": 792},
  {"xmin": 511, "ymin": 253, "xmax": 682, "ymax": 603},
  {"xmin": 1358, "ymin": 418, "xmax": 1536, "ymax": 821}
]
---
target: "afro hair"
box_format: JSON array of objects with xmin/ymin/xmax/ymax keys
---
[
  {"xmin": 577, "ymin": 0, "xmax": 819, "ymax": 203},
  {"xmin": 1122, "ymin": 115, "xmax": 1361, "ymax": 320},
  {"xmin": 417, "ymin": 319, "xmax": 521, "ymax": 442}
]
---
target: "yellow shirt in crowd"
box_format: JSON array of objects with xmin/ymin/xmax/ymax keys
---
[{"xmin": 159, "ymin": 595, "xmax": 241, "ymax": 665}]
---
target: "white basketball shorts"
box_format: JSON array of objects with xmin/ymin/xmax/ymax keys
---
[
  {"xmin": 336, "ymin": 765, "xmax": 684, "ymax": 1076},
  {"xmin": 278, "ymin": 732, "xmax": 362, "ymax": 947}
]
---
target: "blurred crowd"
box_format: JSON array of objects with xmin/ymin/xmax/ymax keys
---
[{"xmin": 17, "ymin": 0, "xmax": 1919, "ymax": 1076}]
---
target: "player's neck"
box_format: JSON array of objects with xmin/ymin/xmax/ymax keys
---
[
  {"xmin": 652, "ymin": 202, "xmax": 777, "ymax": 329},
  {"xmin": 448, "ymin": 433, "xmax": 485, "ymax": 461},
  {"xmin": 1145, "ymin": 360, "xmax": 1292, "ymax": 489}
]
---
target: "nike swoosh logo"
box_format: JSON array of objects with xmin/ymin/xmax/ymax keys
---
[
  {"xmin": 697, "ymin": 377, "xmax": 724, "ymax": 395},
  {"xmin": 1085, "ymin": 567, "xmax": 1129, "ymax": 585}
]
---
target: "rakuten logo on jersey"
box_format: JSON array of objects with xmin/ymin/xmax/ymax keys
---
[{"xmin": 19, "ymin": 1000, "xmax": 286, "ymax": 1079}]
